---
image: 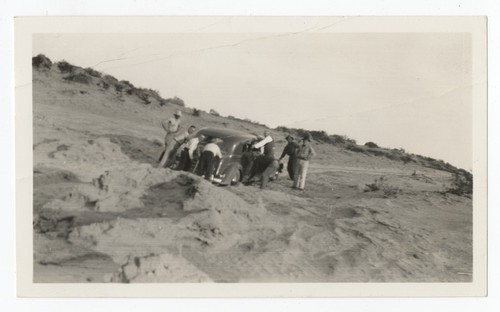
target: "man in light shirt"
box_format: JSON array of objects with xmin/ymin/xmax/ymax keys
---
[
  {"xmin": 197, "ymin": 138, "xmax": 223, "ymax": 181},
  {"xmin": 293, "ymin": 133, "xmax": 317, "ymax": 190},
  {"xmin": 252, "ymin": 131, "xmax": 275, "ymax": 158},
  {"xmin": 160, "ymin": 124, "xmax": 196, "ymax": 169},
  {"xmin": 176, "ymin": 134, "xmax": 205, "ymax": 171},
  {"xmin": 158, "ymin": 110, "xmax": 182, "ymax": 168}
]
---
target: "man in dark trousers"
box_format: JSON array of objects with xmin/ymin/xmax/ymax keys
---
[
  {"xmin": 176, "ymin": 134, "xmax": 205, "ymax": 172},
  {"xmin": 241, "ymin": 139, "xmax": 262, "ymax": 182},
  {"xmin": 197, "ymin": 138, "xmax": 223, "ymax": 182},
  {"xmin": 278, "ymin": 135, "xmax": 299, "ymax": 180},
  {"xmin": 244, "ymin": 154, "xmax": 278, "ymax": 189}
]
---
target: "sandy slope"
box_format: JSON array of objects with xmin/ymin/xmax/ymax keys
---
[{"xmin": 32, "ymin": 65, "xmax": 472, "ymax": 283}]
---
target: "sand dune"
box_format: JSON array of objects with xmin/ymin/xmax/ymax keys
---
[{"xmin": 32, "ymin": 58, "xmax": 472, "ymax": 283}]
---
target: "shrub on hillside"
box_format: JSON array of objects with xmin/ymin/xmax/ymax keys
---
[
  {"xmin": 57, "ymin": 60, "xmax": 76, "ymax": 74},
  {"xmin": 209, "ymin": 109, "xmax": 220, "ymax": 116},
  {"xmin": 97, "ymin": 81, "xmax": 110, "ymax": 90},
  {"xmin": 103, "ymin": 75, "xmax": 119, "ymax": 85},
  {"xmin": 309, "ymin": 130, "xmax": 330, "ymax": 143},
  {"xmin": 145, "ymin": 88, "xmax": 163, "ymax": 102},
  {"xmin": 364, "ymin": 142, "xmax": 379, "ymax": 148},
  {"xmin": 330, "ymin": 134, "xmax": 350, "ymax": 145},
  {"xmin": 121, "ymin": 80, "xmax": 135, "ymax": 89},
  {"xmin": 114, "ymin": 83, "xmax": 125, "ymax": 92},
  {"xmin": 84, "ymin": 67, "xmax": 102, "ymax": 78},
  {"xmin": 63, "ymin": 72, "xmax": 91, "ymax": 84},
  {"xmin": 165, "ymin": 96, "xmax": 185, "ymax": 107},
  {"xmin": 400, "ymin": 154, "xmax": 414, "ymax": 164},
  {"xmin": 364, "ymin": 177, "xmax": 401, "ymax": 198},
  {"xmin": 345, "ymin": 144, "xmax": 366, "ymax": 153},
  {"xmin": 243, "ymin": 118, "xmax": 265, "ymax": 126},
  {"xmin": 192, "ymin": 108, "xmax": 201, "ymax": 117},
  {"xmin": 32, "ymin": 54, "xmax": 52, "ymax": 70},
  {"xmin": 446, "ymin": 170, "xmax": 473, "ymax": 198},
  {"xmin": 134, "ymin": 88, "xmax": 152, "ymax": 104}
]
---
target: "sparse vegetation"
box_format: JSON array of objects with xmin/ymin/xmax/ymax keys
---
[
  {"xmin": 114, "ymin": 83, "xmax": 125, "ymax": 92},
  {"xmin": 63, "ymin": 72, "xmax": 91, "ymax": 84},
  {"xmin": 364, "ymin": 177, "xmax": 402, "ymax": 198},
  {"xmin": 102, "ymin": 75, "xmax": 119, "ymax": 85},
  {"xmin": 446, "ymin": 170, "xmax": 473, "ymax": 198},
  {"xmin": 131, "ymin": 88, "xmax": 152, "ymax": 104},
  {"xmin": 365, "ymin": 142, "xmax": 379, "ymax": 148},
  {"xmin": 192, "ymin": 108, "xmax": 201, "ymax": 117},
  {"xmin": 97, "ymin": 81, "xmax": 110, "ymax": 90},
  {"xmin": 209, "ymin": 109, "xmax": 220, "ymax": 117},
  {"xmin": 57, "ymin": 60, "xmax": 76, "ymax": 74},
  {"xmin": 84, "ymin": 67, "xmax": 102, "ymax": 78},
  {"xmin": 275, "ymin": 126, "xmax": 356, "ymax": 145},
  {"xmin": 165, "ymin": 96, "xmax": 185, "ymax": 107}
]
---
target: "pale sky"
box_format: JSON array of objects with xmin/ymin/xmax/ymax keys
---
[{"xmin": 33, "ymin": 32, "xmax": 472, "ymax": 170}]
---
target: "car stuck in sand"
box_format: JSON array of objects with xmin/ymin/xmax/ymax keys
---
[{"xmin": 173, "ymin": 127, "xmax": 280, "ymax": 186}]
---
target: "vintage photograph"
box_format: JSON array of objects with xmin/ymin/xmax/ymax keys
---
[{"xmin": 16, "ymin": 16, "xmax": 487, "ymax": 296}]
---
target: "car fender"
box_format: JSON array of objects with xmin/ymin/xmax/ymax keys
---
[{"xmin": 220, "ymin": 162, "xmax": 242, "ymax": 186}]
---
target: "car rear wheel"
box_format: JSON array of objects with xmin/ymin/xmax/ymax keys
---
[{"xmin": 231, "ymin": 170, "xmax": 241, "ymax": 186}]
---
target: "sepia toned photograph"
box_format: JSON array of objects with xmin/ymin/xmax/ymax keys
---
[{"xmin": 15, "ymin": 16, "xmax": 487, "ymax": 297}]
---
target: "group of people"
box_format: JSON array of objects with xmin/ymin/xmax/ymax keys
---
[
  {"xmin": 157, "ymin": 110, "xmax": 316, "ymax": 190},
  {"xmin": 241, "ymin": 131, "xmax": 316, "ymax": 190},
  {"xmin": 157, "ymin": 109, "xmax": 222, "ymax": 181}
]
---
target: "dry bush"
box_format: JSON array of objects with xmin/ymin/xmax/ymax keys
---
[
  {"xmin": 345, "ymin": 144, "xmax": 366, "ymax": 153},
  {"xmin": 192, "ymin": 108, "xmax": 202, "ymax": 117},
  {"xmin": 102, "ymin": 75, "xmax": 119, "ymax": 85},
  {"xmin": 364, "ymin": 177, "xmax": 401, "ymax": 198},
  {"xmin": 32, "ymin": 54, "xmax": 52, "ymax": 70},
  {"xmin": 364, "ymin": 141, "xmax": 379, "ymax": 148},
  {"xmin": 57, "ymin": 60, "xmax": 76, "ymax": 74},
  {"xmin": 165, "ymin": 96, "xmax": 185, "ymax": 107},
  {"xmin": 84, "ymin": 67, "xmax": 102, "ymax": 78},
  {"xmin": 446, "ymin": 170, "xmax": 473, "ymax": 198},
  {"xmin": 63, "ymin": 72, "xmax": 91, "ymax": 84},
  {"xmin": 276, "ymin": 126, "xmax": 350, "ymax": 144},
  {"xmin": 97, "ymin": 81, "xmax": 110, "ymax": 90}
]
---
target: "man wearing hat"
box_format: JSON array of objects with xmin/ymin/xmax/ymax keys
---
[
  {"xmin": 278, "ymin": 135, "xmax": 300, "ymax": 180},
  {"xmin": 158, "ymin": 110, "xmax": 183, "ymax": 168},
  {"xmin": 293, "ymin": 132, "xmax": 316, "ymax": 190}
]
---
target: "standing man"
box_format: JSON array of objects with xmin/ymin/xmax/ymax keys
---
[
  {"xmin": 165, "ymin": 125, "xmax": 197, "ymax": 168},
  {"xmin": 278, "ymin": 135, "xmax": 299, "ymax": 180},
  {"xmin": 197, "ymin": 138, "xmax": 223, "ymax": 182},
  {"xmin": 293, "ymin": 133, "xmax": 316, "ymax": 191},
  {"xmin": 158, "ymin": 110, "xmax": 183, "ymax": 168}
]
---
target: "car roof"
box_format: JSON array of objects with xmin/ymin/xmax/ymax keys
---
[{"xmin": 196, "ymin": 127, "xmax": 256, "ymax": 143}]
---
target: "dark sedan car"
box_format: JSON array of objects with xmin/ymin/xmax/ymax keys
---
[{"xmin": 191, "ymin": 127, "xmax": 257, "ymax": 185}]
